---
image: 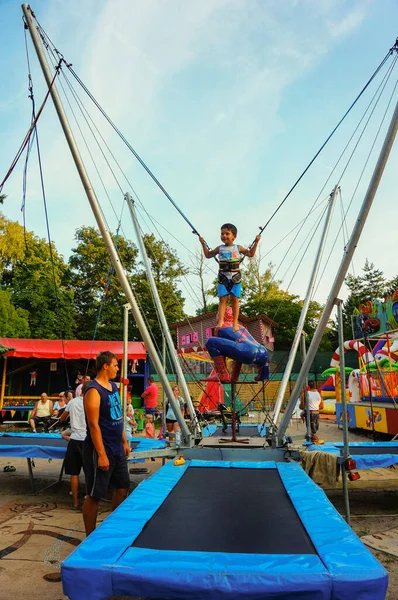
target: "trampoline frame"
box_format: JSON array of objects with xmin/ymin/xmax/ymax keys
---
[{"xmin": 62, "ymin": 460, "xmax": 388, "ymax": 600}]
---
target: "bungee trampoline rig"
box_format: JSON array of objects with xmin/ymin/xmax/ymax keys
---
[{"xmin": 2, "ymin": 5, "xmax": 397, "ymax": 598}]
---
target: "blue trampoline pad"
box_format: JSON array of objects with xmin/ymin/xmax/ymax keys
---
[
  {"xmin": 307, "ymin": 441, "xmax": 398, "ymax": 470},
  {"xmin": 0, "ymin": 433, "xmax": 68, "ymax": 459},
  {"xmin": 62, "ymin": 460, "xmax": 388, "ymax": 600}
]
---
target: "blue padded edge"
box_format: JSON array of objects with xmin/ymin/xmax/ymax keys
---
[
  {"xmin": 0, "ymin": 431, "xmax": 63, "ymax": 438},
  {"xmin": 128, "ymin": 436, "xmax": 166, "ymax": 449},
  {"xmin": 306, "ymin": 442, "xmax": 398, "ymax": 470},
  {"xmin": 0, "ymin": 432, "xmax": 66, "ymax": 459},
  {"xmin": 202, "ymin": 424, "xmax": 217, "ymax": 436},
  {"xmin": 277, "ymin": 462, "xmax": 388, "ymax": 600},
  {"xmin": 0, "ymin": 444, "xmax": 66, "ymax": 460},
  {"xmin": 127, "ymin": 436, "xmax": 166, "ymax": 464}
]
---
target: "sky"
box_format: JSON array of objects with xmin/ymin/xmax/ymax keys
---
[{"xmin": 0, "ymin": 0, "xmax": 398, "ymax": 320}]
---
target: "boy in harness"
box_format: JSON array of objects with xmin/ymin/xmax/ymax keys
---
[{"xmin": 199, "ymin": 223, "xmax": 260, "ymax": 331}]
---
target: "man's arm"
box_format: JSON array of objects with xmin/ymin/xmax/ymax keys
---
[
  {"xmin": 31, "ymin": 401, "xmax": 38, "ymax": 417},
  {"xmin": 84, "ymin": 388, "xmax": 109, "ymax": 471},
  {"xmin": 49, "ymin": 401, "xmax": 54, "ymax": 416}
]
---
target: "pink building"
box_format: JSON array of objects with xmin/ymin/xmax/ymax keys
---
[{"xmin": 170, "ymin": 311, "xmax": 276, "ymax": 355}]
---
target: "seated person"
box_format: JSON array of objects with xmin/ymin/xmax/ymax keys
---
[
  {"xmin": 29, "ymin": 393, "xmax": 53, "ymax": 433},
  {"xmin": 46, "ymin": 392, "xmax": 68, "ymax": 430}
]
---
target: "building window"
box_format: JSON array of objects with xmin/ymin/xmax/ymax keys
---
[
  {"xmin": 192, "ymin": 331, "xmax": 199, "ymax": 342},
  {"xmin": 205, "ymin": 327, "xmax": 212, "ymax": 338}
]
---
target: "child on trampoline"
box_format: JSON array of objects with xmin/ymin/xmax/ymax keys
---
[{"xmin": 199, "ymin": 223, "xmax": 260, "ymax": 331}]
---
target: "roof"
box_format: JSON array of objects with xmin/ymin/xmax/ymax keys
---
[
  {"xmin": 169, "ymin": 311, "xmax": 278, "ymax": 329},
  {"xmin": 0, "ymin": 338, "xmax": 147, "ymax": 360}
]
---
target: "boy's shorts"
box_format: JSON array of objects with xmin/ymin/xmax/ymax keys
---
[
  {"xmin": 83, "ymin": 440, "xmax": 130, "ymax": 499},
  {"xmin": 218, "ymin": 282, "xmax": 242, "ymax": 298}
]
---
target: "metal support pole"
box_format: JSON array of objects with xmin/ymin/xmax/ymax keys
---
[
  {"xmin": 125, "ymin": 193, "xmax": 200, "ymax": 437},
  {"xmin": 21, "ymin": 4, "xmax": 191, "ymax": 445},
  {"xmin": 122, "ymin": 303, "xmax": 129, "ymax": 418},
  {"xmin": 162, "ymin": 334, "xmax": 167, "ymax": 438},
  {"xmin": 337, "ymin": 299, "xmax": 351, "ymax": 525},
  {"xmin": 278, "ymin": 98, "xmax": 398, "ymax": 444},
  {"xmin": 272, "ymin": 186, "xmax": 338, "ymax": 429},
  {"xmin": 300, "ymin": 334, "xmax": 311, "ymax": 442}
]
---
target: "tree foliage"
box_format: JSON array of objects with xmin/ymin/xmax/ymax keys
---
[
  {"xmin": 0, "ymin": 290, "xmax": 30, "ymax": 338},
  {"xmin": 131, "ymin": 234, "xmax": 188, "ymax": 344},
  {"xmin": 342, "ymin": 260, "xmax": 397, "ymax": 338},
  {"xmin": 0, "ymin": 214, "xmax": 76, "ymax": 339},
  {"xmin": 68, "ymin": 226, "xmax": 138, "ymax": 340}
]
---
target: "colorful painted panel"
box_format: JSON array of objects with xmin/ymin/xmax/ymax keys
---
[
  {"xmin": 354, "ymin": 404, "xmax": 388, "ymax": 434},
  {"xmin": 336, "ymin": 402, "xmax": 357, "ymax": 428},
  {"xmin": 352, "ymin": 290, "xmax": 398, "ymax": 339}
]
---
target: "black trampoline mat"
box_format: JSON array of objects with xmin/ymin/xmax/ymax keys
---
[
  {"xmin": 132, "ymin": 467, "xmax": 316, "ymax": 555},
  {"xmin": 0, "ymin": 436, "xmax": 67, "ymax": 448},
  {"xmin": 212, "ymin": 425, "xmax": 260, "ymax": 437},
  {"xmin": 345, "ymin": 445, "xmax": 398, "ymax": 455}
]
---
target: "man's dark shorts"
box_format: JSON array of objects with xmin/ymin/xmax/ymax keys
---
[
  {"xmin": 83, "ymin": 440, "xmax": 130, "ymax": 499},
  {"xmin": 64, "ymin": 438, "xmax": 84, "ymax": 476}
]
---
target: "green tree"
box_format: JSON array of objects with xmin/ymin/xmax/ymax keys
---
[
  {"xmin": 68, "ymin": 226, "xmax": 138, "ymax": 340},
  {"xmin": 2, "ymin": 235, "xmax": 76, "ymax": 339},
  {"xmin": 343, "ymin": 260, "xmax": 390, "ymax": 338},
  {"xmin": 131, "ymin": 234, "xmax": 188, "ymax": 344},
  {"xmin": 0, "ymin": 290, "xmax": 30, "ymax": 337},
  {"xmin": 0, "ymin": 212, "xmax": 27, "ymax": 271},
  {"xmin": 0, "ymin": 214, "xmax": 76, "ymax": 339}
]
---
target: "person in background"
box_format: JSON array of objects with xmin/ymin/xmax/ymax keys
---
[
  {"xmin": 53, "ymin": 392, "xmax": 67, "ymax": 418},
  {"xmin": 82, "ymin": 351, "xmax": 130, "ymax": 536},
  {"xmin": 165, "ymin": 386, "xmax": 184, "ymax": 438},
  {"xmin": 76, "ymin": 375, "xmax": 91, "ymax": 398},
  {"xmin": 125, "ymin": 404, "xmax": 137, "ymax": 439},
  {"xmin": 145, "ymin": 413, "xmax": 156, "ymax": 461},
  {"xmin": 29, "ymin": 393, "xmax": 53, "ymax": 433},
  {"xmin": 141, "ymin": 376, "xmax": 159, "ymax": 417},
  {"xmin": 300, "ymin": 381, "xmax": 323, "ymax": 442},
  {"xmin": 60, "ymin": 382, "xmax": 88, "ymax": 509}
]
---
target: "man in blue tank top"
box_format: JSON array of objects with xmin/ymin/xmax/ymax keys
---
[{"xmin": 82, "ymin": 351, "xmax": 130, "ymax": 536}]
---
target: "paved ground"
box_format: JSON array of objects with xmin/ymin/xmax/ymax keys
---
[{"xmin": 0, "ymin": 420, "xmax": 397, "ymax": 600}]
